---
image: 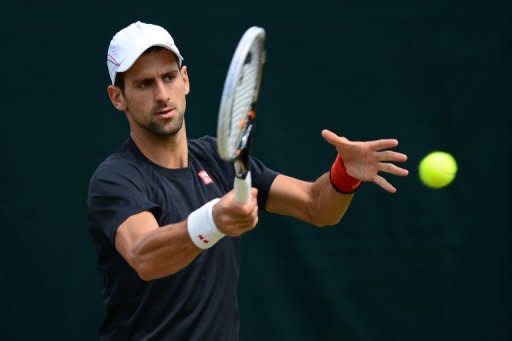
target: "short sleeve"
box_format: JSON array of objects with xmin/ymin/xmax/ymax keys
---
[
  {"xmin": 87, "ymin": 158, "xmax": 160, "ymax": 245},
  {"xmin": 249, "ymin": 156, "xmax": 279, "ymax": 210}
]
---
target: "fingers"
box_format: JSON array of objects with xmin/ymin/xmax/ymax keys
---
[
  {"xmin": 378, "ymin": 162, "xmax": 409, "ymax": 177},
  {"xmin": 233, "ymin": 188, "xmax": 258, "ymax": 214},
  {"xmin": 377, "ymin": 150, "xmax": 408, "ymax": 163},
  {"xmin": 214, "ymin": 188, "xmax": 259, "ymax": 236},
  {"xmin": 233, "ymin": 204, "xmax": 259, "ymax": 232},
  {"xmin": 321, "ymin": 129, "xmax": 350, "ymax": 146},
  {"xmin": 320, "ymin": 129, "xmax": 338, "ymax": 145},
  {"xmin": 367, "ymin": 138, "xmax": 399, "ymax": 151},
  {"xmin": 323, "ymin": 133, "xmax": 406, "ymax": 162},
  {"xmin": 321, "ymin": 132, "xmax": 408, "ymax": 193},
  {"xmin": 250, "ymin": 187, "xmax": 258, "ymax": 201},
  {"xmin": 373, "ymin": 174, "xmax": 397, "ymax": 194}
]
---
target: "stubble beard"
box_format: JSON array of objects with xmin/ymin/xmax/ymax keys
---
[{"xmin": 141, "ymin": 111, "xmax": 185, "ymax": 137}]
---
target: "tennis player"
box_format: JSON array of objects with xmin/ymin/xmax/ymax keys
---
[{"xmin": 87, "ymin": 21, "xmax": 409, "ymax": 340}]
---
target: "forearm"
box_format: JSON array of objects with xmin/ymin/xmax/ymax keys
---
[
  {"xmin": 266, "ymin": 173, "xmax": 354, "ymax": 227},
  {"xmin": 308, "ymin": 172, "xmax": 354, "ymax": 227},
  {"xmin": 129, "ymin": 222, "xmax": 202, "ymax": 281},
  {"xmin": 118, "ymin": 194, "xmax": 257, "ymax": 281}
]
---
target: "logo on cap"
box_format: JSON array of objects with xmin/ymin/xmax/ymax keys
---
[{"xmin": 107, "ymin": 53, "xmax": 121, "ymax": 66}]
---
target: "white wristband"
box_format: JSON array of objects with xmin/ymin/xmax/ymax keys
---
[{"xmin": 187, "ymin": 198, "xmax": 224, "ymax": 249}]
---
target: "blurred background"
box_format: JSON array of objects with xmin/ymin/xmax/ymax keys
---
[{"xmin": 2, "ymin": 0, "xmax": 511, "ymax": 340}]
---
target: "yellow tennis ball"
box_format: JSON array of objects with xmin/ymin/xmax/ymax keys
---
[{"xmin": 418, "ymin": 151, "xmax": 458, "ymax": 189}]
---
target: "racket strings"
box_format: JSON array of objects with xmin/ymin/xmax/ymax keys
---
[
  {"xmin": 228, "ymin": 44, "xmax": 262, "ymax": 149},
  {"xmin": 217, "ymin": 28, "xmax": 265, "ymax": 160}
]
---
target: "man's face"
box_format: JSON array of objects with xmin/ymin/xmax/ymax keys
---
[{"xmin": 118, "ymin": 49, "xmax": 190, "ymax": 137}]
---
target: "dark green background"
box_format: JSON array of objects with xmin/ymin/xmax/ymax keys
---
[{"xmin": 3, "ymin": 1, "xmax": 510, "ymax": 340}]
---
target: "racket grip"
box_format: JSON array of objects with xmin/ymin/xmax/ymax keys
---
[{"xmin": 234, "ymin": 171, "xmax": 252, "ymax": 203}]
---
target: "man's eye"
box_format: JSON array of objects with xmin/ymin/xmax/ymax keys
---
[
  {"xmin": 164, "ymin": 74, "xmax": 176, "ymax": 82},
  {"xmin": 137, "ymin": 80, "xmax": 152, "ymax": 88}
]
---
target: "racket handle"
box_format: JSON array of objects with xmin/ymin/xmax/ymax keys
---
[{"xmin": 234, "ymin": 171, "xmax": 252, "ymax": 203}]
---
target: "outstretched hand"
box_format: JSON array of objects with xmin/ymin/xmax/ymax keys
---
[{"xmin": 321, "ymin": 129, "xmax": 409, "ymax": 193}]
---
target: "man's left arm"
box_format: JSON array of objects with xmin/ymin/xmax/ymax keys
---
[{"xmin": 265, "ymin": 129, "xmax": 409, "ymax": 227}]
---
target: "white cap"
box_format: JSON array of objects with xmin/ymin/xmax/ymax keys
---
[{"xmin": 107, "ymin": 21, "xmax": 184, "ymax": 84}]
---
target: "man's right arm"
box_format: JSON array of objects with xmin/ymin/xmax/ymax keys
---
[{"xmin": 115, "ymin": 189, "xmax": 259, "ymax": 281}]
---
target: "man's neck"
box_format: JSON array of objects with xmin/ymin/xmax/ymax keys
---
[{"xmin": 130, "ymin": 126, "xmax": 188, "ymax": 169}]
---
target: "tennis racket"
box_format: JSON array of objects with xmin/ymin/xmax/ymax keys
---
[{"xmin": 217, "ymin": 26, "xmax": 266, "ymax": 203}]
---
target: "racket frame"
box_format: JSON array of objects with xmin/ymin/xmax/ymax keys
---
[{"xmin": 217, "ymin": 27, "xmax": 266, "ymax": 202}]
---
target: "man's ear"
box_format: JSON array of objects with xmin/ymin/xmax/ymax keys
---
[
  {"xmin": 107, "ymin": 85, "xmax": 127, "ymax": 111},
  {"xmin": 181, "ymin": 66, "xmax": 190, "ymax": 95}
]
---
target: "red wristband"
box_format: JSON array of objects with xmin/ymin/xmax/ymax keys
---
[{"xmin": 330, "ymin": 154, "xmax": 361, "ymax": 194}]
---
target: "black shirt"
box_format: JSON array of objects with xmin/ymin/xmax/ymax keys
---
[{"xmin": 87, "ymin": 136, "xmax": 278, "ymax": 340}]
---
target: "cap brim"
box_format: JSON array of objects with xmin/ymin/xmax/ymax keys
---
[{"xmin": 117, "ymin": 43, "xmax": 183, "ymax": 74}]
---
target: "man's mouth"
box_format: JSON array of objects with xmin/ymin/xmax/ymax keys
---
[{"xmin": 155, "ymin": 107, "xmax": 176, "ymax": 119}]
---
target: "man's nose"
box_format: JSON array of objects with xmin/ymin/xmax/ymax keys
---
[{"xmin": 154, "ymin": 80, "xmax": 169, "ymax": 103}]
